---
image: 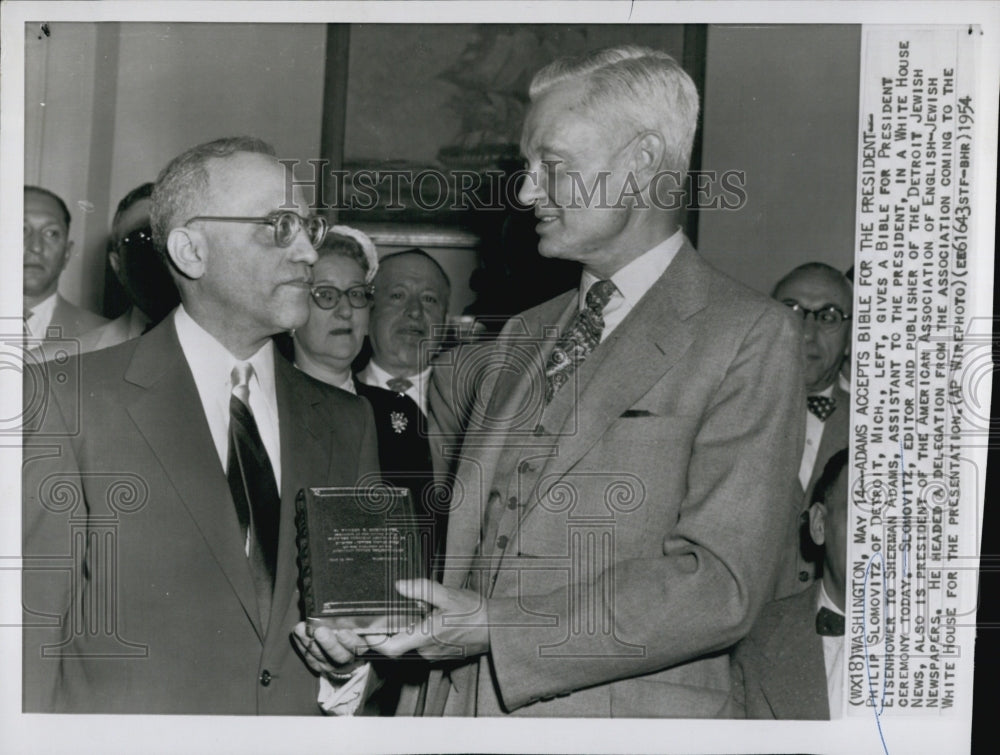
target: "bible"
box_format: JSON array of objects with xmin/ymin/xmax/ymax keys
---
[{"xmin": 295, "ymin": 486, "xmax": 429, "ymax": 634}]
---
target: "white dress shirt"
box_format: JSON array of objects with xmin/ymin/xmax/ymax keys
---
[
  {"xmin": 817, "ymin": 581, "xmax": 845, "ymax": 718},
  {"xmin": 800, "ymin": 383, "xmax": 835, "ymax": 490},
  {"xmin": 24, "ymin": 291, "xmax": 58, "ymax": 339},
  {"xmin": 173, "ymin": 305, "xmax": 281, "ymax": 489},
  {"xmin": 357, "ymin": 359, "xmax": 431, "ymax": 415},
  {"xmin": 578, "ymin": 227, "xmax": 685, "ymax": 343},
  {"xmin": 176, "ymin": 306, "xmax": 367, "ymax": 714}
]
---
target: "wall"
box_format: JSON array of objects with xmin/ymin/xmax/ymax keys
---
[
  {"xmin": 24, "ymin": 23, "xmax": 101, "ymax": 309},
  {"xmin": 25, "ymin": 22, "xmax": 862, "ymax": 310},
  {"xmin": 24, "ymin": 22, "xmax": 328, "ymax": 313},
  {"xmin": 697, "ymin": 25, "xmax": 861, "ymax": 294}
]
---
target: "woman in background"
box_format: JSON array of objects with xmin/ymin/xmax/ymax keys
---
[{"xmin": 288, "ymin": 225, "xmax": 434, "ymax": 714}]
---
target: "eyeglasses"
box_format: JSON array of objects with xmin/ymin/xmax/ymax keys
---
[
  {"xmin": 782, "ymin": 301, "xmax": 852, "ymax": 329},
  {"xmin": 184, "ymin": 211, "xmax": 327, "ymax": 249},
  {"xmin": 310, "ymin": 284, "xmax": 374, "ymax": 310}
]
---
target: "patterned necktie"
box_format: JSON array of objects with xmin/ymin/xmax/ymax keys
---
[
  {"xmin": 807, "ymin": 394, "xmax": 837, "ymax": 422},
  {"xmin": 815, "ymin": 605, "xmax": 845, "ymax": 636},
  {"xmin": 387, "ymin": 376, "xmax": 414, "ymax": 394},
  {"xmin": 227, "ymin": 363, "xmax": 280, "ymax": 630},
  {"xmin": 544, "ymin": 279, "xmax": 618, "ymax": 403}
]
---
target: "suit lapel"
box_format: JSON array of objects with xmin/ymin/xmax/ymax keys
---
[
  {"xmin": 124, "ymin": 320, "xmax": 264, "ymax": 639},
  {"xmin": 442, "ymin": 293, "xmax": 573, "ymax": 589},
  {"xmin": 526, "ymin": 243, "xmax": 707, "ymax": 515},
  {"xmin": 268, "ymin": 357, "xmax": 332, "ymax": 645}
]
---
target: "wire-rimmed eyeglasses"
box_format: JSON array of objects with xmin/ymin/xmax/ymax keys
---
[
  {"xmin": 184, "ymin": 211, "xmax": 327, "ymax": 249},
  {"xmin": 781, "ymin": 300, "xmax": 852, "ymax": 330},
  {"xmin": 310, "ymin": 284, "xmax": 374, "ymax": 310}
]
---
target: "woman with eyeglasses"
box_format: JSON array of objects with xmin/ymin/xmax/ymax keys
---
[
  {"xmin": 282, "ymin": 227, "xmax": 433, "ymax": 715},
  {"xmin": 287, "ymin": 226, "xmax": 436, "ymax": 575},
  {"xmin": 290, "ymin": 226, "xmax": 377, "ymax": 392}
]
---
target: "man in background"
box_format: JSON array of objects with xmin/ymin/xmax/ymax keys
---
[
  {"xmin": 731, "ymin": 448, "xmax": 849, "ymax": 719},
  {"xmin": 23, "ymin": 185, "xmax": 107, "ymax": 344},
  {"xmin": 771, "ymin": 263, "xmax": 852, "ymax": 597},
  {"xmin": 357, "ymin": 248, "xmax": 457, "ymax": 559},
  {"xmin": 23, "ymin": 136, "xmax": 377, "ymax": 714},
  {"xmin": 76, "ymin": 182, "xmax": 180, "ymax": 353}
]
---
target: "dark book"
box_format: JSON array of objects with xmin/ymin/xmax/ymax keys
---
[{"xmin": 295, "ymin": 486, "xmax": 429, "ymax": 634}]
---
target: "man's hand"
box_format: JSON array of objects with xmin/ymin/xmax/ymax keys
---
[
  {"xmin": 292, "ymin": 622, "xmax": 368, "ymax": 680},
  {"xmin": 367, "ymin": 579, "xmax": 490, "ymax": 661}
]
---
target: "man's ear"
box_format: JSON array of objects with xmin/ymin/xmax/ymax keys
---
[
  {"xmin": 166, "ymin": 227, "xmax": 205, "ymax": 280},
  {"xmin": 808, "ymin": 502, "xmax": 827, "ymax": 547},
  {"xmin": 629, "ymin": 131, "xmax": 666, "ymax": 190},
  {"xmin": 58, "ymin": 239, "xmax": 75, "ymax": 273},
  {"xmin": 108, "ymin": 249, "xmax": 121, "ymax": 277}
]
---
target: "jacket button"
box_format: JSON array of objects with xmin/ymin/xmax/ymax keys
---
[
  {"xmin": 507, "ymin": 496, "xmax": 518, "ymax": 509},
  {"xmin": 260, "ymin": 669, "xmax": 272, "ymax": 686},
  {"xmin": 798, "ymin": 570, "xmax": 810, "ymax": 582},
  {"xmin": 496, "ymin": 535, "xmax": 508, "ymax": 550}
]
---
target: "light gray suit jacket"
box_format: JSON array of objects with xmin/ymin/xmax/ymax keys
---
[
  {"xmin": 730, "ymin": 582, "xmax": 830, "ymax": 719},
  {"xmin": 424, "ymin": 241, "xmax": 806, "ymax": 717},
  {"xmin": 31, "ymin": 294, "xmax": 107, "ymax": 343}
]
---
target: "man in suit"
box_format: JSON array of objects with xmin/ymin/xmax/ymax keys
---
[
  {"xmin": 22, "ymin": 136, "xmax": 378, "ymax": 714},
  {"xmin": 357, "ymin": 249, "xmax": 457, "ymax": 558},
  {"xmin": 355, "ymin": 45, "xmax": 804, "ymax": 717},
  {"xmin": 23, "ymin": 185, "xmax": 107, "ymax": 345},
  {"xmin": 771, "ymin": 263, "xmax": 852, "ymax": 597},
  {"xmin": 76, "ymin": 182, "xmax": 180, "ymax": 354},
  {"xmin": 731, "ymin": 448, "xmax": 849, "ymax": 719}
]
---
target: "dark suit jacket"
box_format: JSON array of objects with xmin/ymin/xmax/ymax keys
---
[
  {"xmin": 730, "ymin": 582, "xmax": 831, "ymax": 719},
  {"xmin": 426, "ymin": 241, "xmax": 806, "ymax": 717},
  {"xmin": 775, "ymin": 384, "xmax": 850, "ymax": 599},
  {"xmin": 355, "ymin": 381, "xmax": 445, "ymax": 560},
  {"xmin": 22, "ymin": 317, "xmax": 380, "ymax": 714}
]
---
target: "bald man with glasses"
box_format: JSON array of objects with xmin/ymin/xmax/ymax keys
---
[
  {"xmin": 22, "ymin": 137, "xmax": 381, "ymax": 714},
  {"xmin": 771, "ymin": 262, "xmax": 853, "ymax": 599}
]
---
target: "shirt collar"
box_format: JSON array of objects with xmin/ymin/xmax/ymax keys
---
[
  {"xmin": 816, "ymin": 580, "xmax": 844, "ymax": 617},
  {"xmin": 26, "ymin": 291, "xmax": 58, "ymax": 320},
  {"xmin": 579, "ymin": 228, "xmax": 685, "ymax": 309},
  {"xmin": 173, "ymin": 304, "xmax": 276, "ymax": 399},
  {"xmin": 364, "ymin": 359, "xmax": 431, "ymax": 395},
  {"xmin": 812, "ymin": 383, "xmax": 836, "ymax": 399}
]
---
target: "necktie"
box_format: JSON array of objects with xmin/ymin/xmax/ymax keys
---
[
  {"xmin": 815, "ymin": 605, "xmax": 845, "ymax": 636},
  {"xmin": 23, "ymin": 307, "xmax": 34, "ymax": 339},
  {"xmin": 544, "ymin": 279, "xmax": 617, "ymax": 403},
  {"xmin": 227, "ymin": 363, "xmax": 280, "ymax": 630},
  {"xmin": 387, "ymin": 376, "xmax": 414, "ymax": 394},
  {"xmin": 807, "ymin": 394, "xmax": 836, "ymax": 422}
]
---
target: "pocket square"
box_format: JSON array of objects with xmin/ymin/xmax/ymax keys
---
[{"xmin": 620, "ymin": 409, "xmax": 655, "ymax": 418}]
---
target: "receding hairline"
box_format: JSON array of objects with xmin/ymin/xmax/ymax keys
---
[
  {"xmin": 24, "ymin": 185, "xmax": 71, "ymax": 227},
  {"xmin": 772, "ymin": 262, "xmax": 853, "ymax": 301},
  {"xmin": 377, "ymin": 249, "xmax": 451, "ymax": 294}
]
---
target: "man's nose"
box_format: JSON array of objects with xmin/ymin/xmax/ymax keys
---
[
  {"xmin": 405, "ymin": 297, "xmax": 424, "ymax": 319},
  {"xmin": 25, "ymin": 228, "xmax": 44, "ymax": 254},
  {"xmin": 517, "ymin": 170, "xmax": 546, "ymax": 207},
  {"xmin": 801, "ymin": 316, "xmax": 820, "ymax": 341},
  {"xmin": 288, "ymin": 231, "xmax": 319, "ymax": 266}
]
